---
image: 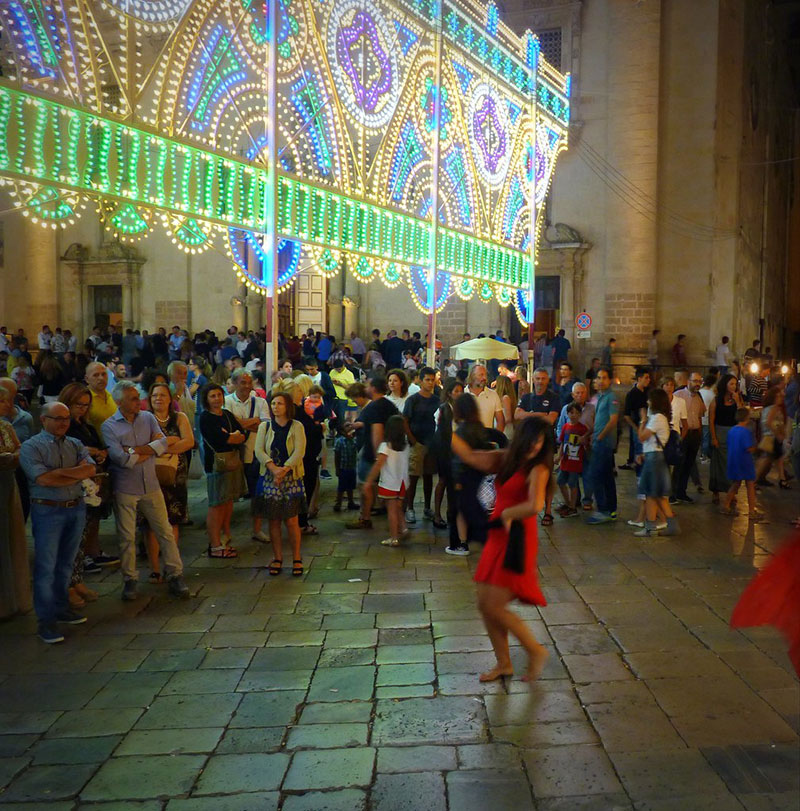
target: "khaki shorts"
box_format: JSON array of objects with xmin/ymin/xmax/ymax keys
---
[{"xmin": 409, "ymin": 442, "xmax": 437, "ymax": 477}]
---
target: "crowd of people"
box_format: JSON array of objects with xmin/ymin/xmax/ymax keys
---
[{"xmin": 1, "ymin": 320, "xmax": 797, "ymax": 684}]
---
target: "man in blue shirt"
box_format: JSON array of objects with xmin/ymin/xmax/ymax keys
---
[
  {"xmin": 550, "ymin": 329, "xmax": 572, "ymax": 376},
  {"xmin": 102, "ymin": 381, "xmax": 189, "ymax": 602},
  {"xmin": 19, "ymin": 402, "xmax": 95, "ymax": 643},
  {"xmin": 317, "ymin": 334, "xmax": 333, "ymax": 366},
  {"xmin": 586, "ymin": 368, "xmax": 620, "ymax": 523}
]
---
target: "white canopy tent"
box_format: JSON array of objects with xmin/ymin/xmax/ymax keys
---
[{"xmin": 450, "ymin": 337, "xmax": 520, "ymax": 362}]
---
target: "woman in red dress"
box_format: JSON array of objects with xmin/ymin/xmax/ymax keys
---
[{"xmin": 473, "ymin": 417, "xmax": 553, "ymax": 683}]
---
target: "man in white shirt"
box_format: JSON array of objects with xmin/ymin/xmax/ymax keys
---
[
  {"xmin": 37, "ymin": 325, "xmax": 52, "ymax": 350},
  {"xmin": 349, "ymin": 332, "xmax": 366, "ymax": 362},
  {"xmin": 224, "ymin": 368, "xmax": 269, "ymax": 541},
  {"xmin": 715, "ymin": 336, "xmax": 731, "ymax": 373},
  {"xmin": 466, "ymin": 364, "xmax": 505, "ymax": 431}
]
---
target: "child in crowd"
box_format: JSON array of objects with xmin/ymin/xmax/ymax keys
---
[
  {"xmin": 556, "ymin": 402, "xmax": 587, "ymax": 517},
  {"xmin": 366, "ymin": 414, "xmax": 410, "ymax": 547},
  {"xmin": 333, "ymin": 423, "xmax": 359, "ymax": 512},
  {"xmin": 721, "ymin": 407, "xmax": 764, "ymax": 520},
  {"xmin": 444, "ymin": 358, "xmax": 458, "ymax": 378},
  {"xmin": 403, "ymin": 350, "xmax": 417, "ymax": 372}
]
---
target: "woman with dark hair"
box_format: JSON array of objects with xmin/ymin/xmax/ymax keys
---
[
  {"xmin": 139, "ymin": 368, "xmax": 169, "ymax": 408},
  {"xmin": 709, "ymin": 373, "xmax": 744, "ymax": 503},
  {"xmin": 143, "ymin": 382, "xmax": 194, "ymax": 581},
  {"xmin": 446, "ymin": 393, "xmax": 494, "ymax": 556},
  {"xmin": 756, "ymin": 386, "xmax": 788, "ymax": 487},
  {"xmin": 473, "ymin": 417, "xmax": 552, "ymax": 683},
  {"xmin": 253, "ymin": 390, "xmax": 307, "ymax": 576},
  {"xmin": 59, "ymin": 382, "xmax": 115, "ymax": 606},
  {"xmin": 38, "ymin": 352, "xmax": 67, "ymax": 403},
  {"xmin": 198, "ymin": 383, "xmax": 247, "ymax": 558},
  {"xmin": 386, "ymin": 369, "xmax": 409, "ymax": 412},
  {"xmin": 634, "ymin": 388, "xmax": 679, "ymax": 537},
  {"xmin": 431, "ymin": 378, "xmax": 464, "ymax": 530}
]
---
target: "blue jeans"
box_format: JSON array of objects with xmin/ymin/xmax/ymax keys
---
[
  {"xmin": 31, "ymin": 502, "xmax": 86, "ymax": 625},
  {"xmin": 589, "ymin": 442, "xmax": 617, "ymax": 515}
]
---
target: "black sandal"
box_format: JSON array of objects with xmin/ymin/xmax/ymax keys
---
[
  {"xmin": 207, "ymin": 545, "xmax": 238, "ymax": 558},
  {"xmin": 292, "ymin": 559, "xmax": 304, "ymax": 577},
  {"xmin": 541, "ymin": 513, "xmax": 554, "ymax": 526},
  {"xmin": 432, "ymin": 518, "xmax": 448, "ymax": 529},
  {"xmin": 268, "ymin": 559, "xmax": 283, "ymax": 576}
]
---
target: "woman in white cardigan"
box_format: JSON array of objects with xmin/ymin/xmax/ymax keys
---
[{"xmin": 253, "ymin": 391, "xmax": 307, "ymax": 576}]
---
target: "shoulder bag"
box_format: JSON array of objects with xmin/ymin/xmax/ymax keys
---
[
  {"xmin": 210, "ymin": 412, "xmax": 244, "ymax": 473},
  {"xmin": 654, "ymin": 423, "xmax": 682, "ymax": 466},
  {"xmin": 155, "ymin": 453, "xmax": 179, "ymax": 486}
]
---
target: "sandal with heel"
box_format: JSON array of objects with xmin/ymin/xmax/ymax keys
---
[
  {"xmin": 207, "ymin": 545, "xmax": 238, "ymax": 559},
  {"xmin": 268, "ymin": 559, "xmax": 283, "ymax": 576},
  {"xmin": 292, "ymin": 559, "xmax": 304, "ymax": 577}
]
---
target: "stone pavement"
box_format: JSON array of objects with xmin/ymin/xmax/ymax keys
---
[{"xmin": 0, "ymin": 465, "xmax": 798, "ymax": 810}]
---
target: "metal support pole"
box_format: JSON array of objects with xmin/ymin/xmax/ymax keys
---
[
  {"xmin": 426, "ymin": 0, "xmax": 444, "ymax": 369},
  {"xmin": 264, "ymin": 0, "xmax": 280, "ymax": 378},
  {"xmin": 527, "ymin": 42, "xmax": 538, "ymax": 389}
]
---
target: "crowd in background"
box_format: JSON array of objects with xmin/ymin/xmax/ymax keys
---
[{"xmin": 1, "ymin": 319, "xmax": 798, "ymax": 645}]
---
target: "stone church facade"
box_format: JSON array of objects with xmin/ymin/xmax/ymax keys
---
[{"xmin": 1, "ymin": 0, "xmax": 797, "ymax": 375}]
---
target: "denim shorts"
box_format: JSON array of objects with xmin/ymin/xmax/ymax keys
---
[
  {"xmin": 357, "ymin": 455, "xmax": 372, "ymax": 484},
  {"xmin": 639, "ymin": 452, "xmax": 671, "ymax": 498}
]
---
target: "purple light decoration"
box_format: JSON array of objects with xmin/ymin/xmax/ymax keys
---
[
  {"xmin": 336, "ymin": 11, "xmax": 392, "ymax": 113},
  {"xmin": 473, "ymin": 94, "xmax": 506, "ymax": 173}
]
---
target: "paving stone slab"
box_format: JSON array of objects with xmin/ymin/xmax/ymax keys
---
[
  {"xmin": 457, "ymin": 744, "xmax": 522, "ymax": 770},
  {"xmin": 31, "ymin": 735, "xmax": 122, "ymax": 764},
  {"xmin": 198, "ymin": 648, "xmax": 256, "ymax": 669},
  {"xmin": 375, "ymin": 684, "xmax": 436, "ymax": 699},
  {"xmin": 375, "ymin": 612, "xmax": 431, "ymax": 629},
  {"xmin": 1, "ymin": 763, "xmax": 98, "ymax": 802},
  {"xmin": 280, "ymin": 789, "xmax": 367, "ymax": 811},
  {"xmin": 307, "ymin": 666, "xmax": 376, "ymax": 702},
  {"xmin": 214, "ymin": 727, "xmax": 285, "ymax": 754},
  {"xmin": 249, "ymin": 646, "xmax": 321, "ymax": 671},
  {"xmin": 229, "ymin": 691, "xmax": 306, "ymax": 728},
  {"xmin": 210, "ymin": 614, "xmax": 268, "ymax": 632},
  {"xmin": 0, "ymin": 757, "xmax": 30, "ymax": 790},
  {"xmin": 372, "ymin": 697, "xmax": 488, "ymax": 745},
  {"xmin": 492, "ymin": 720, "xmax": 600, "ymax": 748},
  {"xmin": 609, "ymin": 749, "xmax": 734, "ymax": 801},
  {"xmin": 134, "ymin": 693, "xmax": 241, "ymax": 730},
  {"xmin": 0, "ymin": 735, "xmax": 37, "ymax": 758},
  {"xmin": 380, "ymin": 628, "xmax": 434, "ymax": 645},
  {"xmin": 363, "ymin": 594, "xmax": 426, "ymax": 614},
  {"xmin": 80, "ymin": 754, "xmax": 205, "ymax": 801},
  {"xmin": 286, "ymin": 723, "xmax": 369, "ymax": 749},
  {"xmin": 585, "ymin": 700, "xmax": 686, "ymax": 752},
  {"xmin": 562, "ymin": 653, "xmax": 633, "ymax": 683},
  {"xmin": 0, "ymin": 673, "xmax": 112, "ymax": 712},
  {"xmin": 115, "ymin": 728, "xmax": 224, "ymax": 756},
  {"xmin": 0, "ymin": 712, "xmax": 62, "ymax": 734},
  {"xmin": 485, "ymin": 690, "xmax": 585, "ymax": 727},
  {"xmin": 536, "ymin": 793, "xmax": 633, "ymax": 810},
  {"xmin": 282, "ymin": 747, "xmax": 376, "ymax": 790},
  {"xmin": 376, "ymin": 745, "xmax": 457, "ymax": 773},
  {"xmin": 161, "ymin": 669, "xmax": 244, "ymax": 695},
  {"xmin": 87, "ymin": 672, "xmax": 171, "ymax": 709},
  {"xmin": 193, "ymin": 753, "xmax": 289, "ymax": 794},
  {"xmin": 46, "ymin": 708, "xmax": 143, "ymax": 739},
  {"xmin": 323, "ymin": 629, "xmax": 378, "ymax": 648},
  {"xmin": 371, "ymin": 771, "xmax": 446, "ymax": 811},
  {"xmin": 446, "ymin": 769, "xmax": 534, "ymax": 811},
  {"xmin": 523, "ymin": 745, "xmax": 624, "ymax": 798},
  {"xmin": 434, "ymin": 635, "xmax": 494, "ymax": 653},
  {"xmin": 376, "ymin": 663, "xmax": 435, "ymax": 687},
  {"xmin": 235, "ymin": 669, "xmax": 313, "ymax": 692},
  {"xmin": 165, "ymin": 793, "xmax": 279, "ymax": 810},
  {"xmin": 137, "ymin": 650, "xmax": 206, "ymax": 672},
  {"xmin": 376, "ymin": 644, "xmax": 434, "ymax": 664},
  {"xmin": 322, "ymin": 613, "xmax": 376, "ymax": 630},
  {"xmin": 298, "ymin": 702, "xmax": 373, "ymax": 725},
  {"xmin": 318, "ymin": 647, "xmax": 376, "ymax": 668}
]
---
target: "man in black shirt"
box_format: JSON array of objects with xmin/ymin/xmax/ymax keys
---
[
  {"xmin": 383, "ymin": 330, "xmax": 407, "ymax": 368},
  {"xmin": 621, "ymin": 366, "xmax": 651, "ymax": 471},
  {"xmin": 515, "ymin": 368, "xmax": 561, "ymax": 524},
  {"xmin": 346, "ymin": 376, "xmax": 398, "ymax": 530},
  {"xmin": 402, "ymin": 367, "xmax": 439, "ymax": 524}
]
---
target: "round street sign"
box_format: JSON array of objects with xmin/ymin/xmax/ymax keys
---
[{"xmin": 576, "ymin": 312, "xmax": 592, "ymax": 331}]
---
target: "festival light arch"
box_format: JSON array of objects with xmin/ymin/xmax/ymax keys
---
[{"xmin": 0, "ymin": 0, "xmax": 570, "ymax": 363}]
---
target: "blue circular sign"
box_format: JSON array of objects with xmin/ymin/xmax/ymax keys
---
[{"xmin": 576, "ymin": 312, "xmax": 592, "ymax": 330}]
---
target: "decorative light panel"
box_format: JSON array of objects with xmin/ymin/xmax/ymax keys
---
[{"xmin": 0, "ymin": 0, "xmax": 570, "ymax": 319}]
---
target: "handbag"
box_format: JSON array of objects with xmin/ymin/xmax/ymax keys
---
[
  {"xmin": 503, "ymin": 520, "xmax": 526, "ymax": 574},
  {"xmin": 757, "ymin": 435, "xmax": 775, "ymax": 454},
  {"xmin": 477, "ymin": 474, "xmax": 497, "ymax": 513},
  {"xmin": 209, "ymin": 412, "xmax": 243, "ymax": 473},
  {"xmin": 155, "ymin": 453, "xmax": 178, "ymax": 486}
]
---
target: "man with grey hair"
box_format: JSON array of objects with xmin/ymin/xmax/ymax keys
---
[
  {"xmin": 102, "ymin": 380, "xmax": 189, "ymax": 601},
  {"xmin": 225, "ymin": 368, "xmax": 269, "ymax": 541},
  {"xmin": 20, "ymin": 402, "xmax": 95, "ymax": 643},
  {"xmin": 168, "ymin": 360, "xmax": 195, "ymax": 424},
  {"xmin": 466, "ymin": 364, "xmax": 505, "ymax": 431},
  {"xmin": 556, "ymin": 381, "xmax": 596, "ymax": 513}
]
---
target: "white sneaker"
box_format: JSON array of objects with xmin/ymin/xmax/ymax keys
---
[
  {"xmin": 627, "ymin": 520, "xmax": 645, "ymax": 528},
  {"xmin": 655, "ymin": 522, "xmax": 667, "ymax": 530},
  {"xmin": 445, "ymin": 544, "xmax": 470, "ymax": 556},
  {"xmin": 381, "ymin": 537, "xmax": 401, "ymax": 547},
  {"xmin": 252, "ymin": 531, "xmax": 269, "ymax": 543},
  {"xmin": 405, "ymin": 509, "xmax": 417, "ymax": 524}
]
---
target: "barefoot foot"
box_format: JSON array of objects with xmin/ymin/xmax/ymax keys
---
[
  {"xmin": 479, "ymin": 665, "xmax": 514, "ymax": 682},
  {"xmin": 521, "ymin": 645, "xmax": 549, "ymax": 683}
]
